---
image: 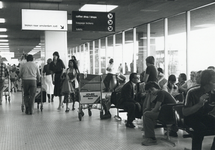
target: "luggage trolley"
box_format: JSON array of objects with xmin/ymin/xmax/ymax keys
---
[
  {"xmin": 3, "ymin": 76, "xmax": 11, "ymax": 103},
  {"xmin": 78, "ymin": 74, "xmax": 103, "ymax": 121}
]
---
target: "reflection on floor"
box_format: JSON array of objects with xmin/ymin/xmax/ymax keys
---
[{"xmin": 0, "ymin": 92, "xmax": 214, "ymax": 150}]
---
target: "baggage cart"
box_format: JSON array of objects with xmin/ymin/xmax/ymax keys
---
[{"xmin": 78, "ymin": 74, "xmax": 103, "ymax": 121}]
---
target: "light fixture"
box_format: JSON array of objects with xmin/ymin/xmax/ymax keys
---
[
  {"xmin": 0, "ymin": 28, "xmax": 7, "ymax": 32},
  {"xmin": 0, "ymin": 39, "xmax": 8, "ymax": 42},
  {"xmin": 0, "ymin": 43, "xmax": 9, "ymax": 45},
  {"xmin": 79, "ymin": 4, "xmax": 118, "ymax": 12},
  {"xmin": 0, "ymin": 18, "xmax": 5, "ymax": 23},
  {"xmin": 68, "ymin": 20, "xmax": 72, "ymax": 24},
  {"xmin": 0, "ymin": 1, "xmax": 3, "ymax": 9},
  {"xmin": 0, "ymin": 35, "xmax": 8, "ymax": 38},
  {"xmin": 195, "ymin": 24, "xmax": 215, "ymax": 28},
  {"xmin": 0, "ymin": 45, "xmax": 9, "ymax": 47}
]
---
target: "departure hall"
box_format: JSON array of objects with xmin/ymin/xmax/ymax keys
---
[{"xmin": 0, "ymin": 0, "xmax": 215, "ymax": 150}]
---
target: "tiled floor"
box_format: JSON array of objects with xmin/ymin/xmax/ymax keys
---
[{"xmin": 0, "ymin": 92, "xmax": 214, "ymax": 150}]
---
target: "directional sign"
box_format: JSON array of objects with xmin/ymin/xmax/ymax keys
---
[
  {"xmin": 22, "ymin": 9, "xmax": 67, "ymax": 31},
  {"xmin": 72, "ymin": 11, "xmax": 115, "ymax": 32}
]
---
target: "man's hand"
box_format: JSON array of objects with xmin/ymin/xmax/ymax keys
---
[{"xmin": 198, "ymin": 93, "xmax": 209, "ymax": 106}]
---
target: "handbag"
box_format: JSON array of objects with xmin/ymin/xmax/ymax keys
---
[{"xmin": 61, "ymin": 78, "xmax": 74, "ymax": 95}]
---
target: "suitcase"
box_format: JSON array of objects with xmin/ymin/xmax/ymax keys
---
[{"xmin": 35, "ymin": 91, "xmax": 46, "ymax": 103}]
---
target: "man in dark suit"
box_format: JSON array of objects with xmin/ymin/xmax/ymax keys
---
[{"xmin": 121, "ymin": 73, "xmax": 141, "ymax": 128}]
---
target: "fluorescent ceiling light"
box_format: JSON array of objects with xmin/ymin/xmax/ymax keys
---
[
  {"xmin": 0, "ymin": 28, "xmax": 7, "ymax": 32},
  {"xmin": 0, "ymin": 43, "xmax": 8, "ymax": 45},
  {"xmin": 0, "ymin": 45, "xmax": 9, "ymax": 47},
  {"xmin": 79, "ymin": 4, "xmax": 118, "ymax": 12},
  {"xmin": 68, "ymin": 20, "xmax": 72, "ymax": 24},
  {"xmin": 195, "ymin": 24, "xmax": 215, "ymax": 28},
  {"xmin": 0, "ymin": 18, "xmax": 5, "ymax": 23},
  {"xmin": 0, "ymin": 35, "xmax": 8, "ymax": 38},
  {"xmin": 0, "ymin": 2, "xmax": 3, "ymax": 9},
  {"xmin": 0, "ymin": 39, "xmax": 8, "ymax": 42}
]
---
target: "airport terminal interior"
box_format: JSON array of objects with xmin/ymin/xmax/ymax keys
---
[{"xmin": 0, "ymin": 0, "xmax": 215, "ymax": 150}]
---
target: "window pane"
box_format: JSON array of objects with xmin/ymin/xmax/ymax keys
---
[
  {"xmin": 190, "ymin": 4, "xmax": 215, "ymax": 72},
  {"xmin": 151, "ymin": 20, "xmax": 164, "ymax": 71},
  {"xmin": 136, "ymin": 25, "xmax": 147, "ymax": 74},
  {"xmin": 168, "ymin": 13, "xmax": 186, "ymax": 76}
]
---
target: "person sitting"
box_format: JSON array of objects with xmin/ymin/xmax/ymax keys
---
[
  {"xmin": 121, "ymin": 73, "xmax": 141, "ymax": 128},
  {"xmin": 163, "ymin": 74, "xmax": 180, "ymax": 98},
  {"xmin": 142, "ymin": 81, "xmax": 176, "ymax": 146},
  {"xmin": 182, "ymin": 69, "xmax": 215, "ymax": 150},
  {"xmin": 179, "ymin": 71, "xmax": 197, "ymax": 93},
  {"xmin": 176, "ymin": 73, "xmax": 187, "ymax": 93},
  {"xmin": 157, "ymin": 68, "xmax": 167, "ymax": 90}
]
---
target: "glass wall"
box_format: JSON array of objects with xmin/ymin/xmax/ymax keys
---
[
  {"xmin": 168, "ymin": 13, "xmax": 186, "ymax": 77},
  {"xmin": 190, "ymin": 4, "xmax": 215, "ymax": 72},
  {"xmin": 100, "ymin": 38, "xmax": 106, "ymax": 74},
  {"xmin": 70, "ymin": 3, "xmax": 215, "ymax": 77},
  {"xmin": 125, "ymin": 29, "xmax": 134, "ymax": 73},
  {"xmin": 115, "ymin": 33, "xmax": 123, "ymax": 74},
  {"xmin": 94, "ymin": 40, "xmax": 99, "ymax": 74},
  {"xmin": 89, "ymin": 41, "xmax": 94, "ymax": 74},
  {"xmin": 107, "ymin": 36, "xmax": 114, "ymax": 62},
  {"xmin": 150, "ymin": 20, "xmax": 164, "ymax": 73},
  {"xmin": 136, "ymin": 25, "xmax": 147, "ymax": 74}
]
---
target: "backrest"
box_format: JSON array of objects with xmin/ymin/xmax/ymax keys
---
[
  {"xmin": 158, "ymin": 104, "xmax": 176, "ymax": 124},
  {"xmin": 173, "ymin": 104, "xmax": 186, "ymax": 129}
]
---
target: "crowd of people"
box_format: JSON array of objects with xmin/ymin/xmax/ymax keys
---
[
  {"xmin": 102, "ymin": 56, "xmax": 215, "ymax": 149},
  {"xmin": 0, "ymin": 53, "xmax": 214, "ymax": 150}
]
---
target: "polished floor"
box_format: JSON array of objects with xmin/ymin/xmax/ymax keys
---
[{"xmin": 0, "ymin": 91, "xmax": 214, "ymax": 150}]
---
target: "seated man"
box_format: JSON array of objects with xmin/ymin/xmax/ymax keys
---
[
  {"xmin": 182, "ymin": 69, "xmax": 215, "ymax": 150},
  {"xmin": 142, "ymin": 81, "xmax": 176, "ymax": 146},
  {"xmin": 121, "ymin": 73, "xmax": 141, "ymax": 128}
]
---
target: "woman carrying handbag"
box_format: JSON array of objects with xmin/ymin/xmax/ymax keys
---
[{"xmin": 61, "ymin": 59, "xmax": 80, "ymax": 112}]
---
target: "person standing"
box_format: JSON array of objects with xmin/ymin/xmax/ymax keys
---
[
  {"xmin": 142, "ymin": 56, "xmax": 157, "ymax": 83},
  {"xmin": 0, "ymin": 56, "xmax": 8, "ymax": 105},
  {"xmin": 103, "ymin": 58, "xmax": 115, "ymax": 92},
  {"xmin": 49, "ymin": 51, "xmax": 65, "ymax": 110},
  {"xmin": 43, "ymin": 58, "xmax": 54, "ymax": 102},
  {"xmin": 20, "ymin": 55, "xmax": 40, "ymax": 115},
  {"xmin": 63, "ymin": 59, "xmax": 80, "ymax": 112}
]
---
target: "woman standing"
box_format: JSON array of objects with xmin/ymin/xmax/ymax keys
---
[
  {"xmin": 49, "ymin": 52, "xmax": 65, "ymax": 110},
  {"xmin": 63, "ymin": 59, "xmax": 80, "ymax": 112},
  {"xmin": 43, "ymin": 58, "xmax": 54, "ymax": 102}
]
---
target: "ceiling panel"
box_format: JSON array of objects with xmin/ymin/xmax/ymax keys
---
[{"xmin": 0, "ymin": 0, "xmax": 214, "ymax": 59}]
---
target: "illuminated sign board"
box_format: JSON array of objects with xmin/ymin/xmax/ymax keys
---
[
  {"xmin": 72, "ymin": 11, "xmax": 115, "ymax": 32},
  {"xmin": 22, "ymin": 9, "xmax": 67, "ymax": 31}
]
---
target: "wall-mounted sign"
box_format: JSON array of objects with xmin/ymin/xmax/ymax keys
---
[
  {"xmin": 22, "ymin": 9, "xmax": 67, "ymax": 31},
  {"xmin": 72, "ymin": 11, "xmax": 115, "ymax": 32}
]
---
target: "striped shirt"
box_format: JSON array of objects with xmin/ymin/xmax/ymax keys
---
[{"xmin": 0, "ymin": 62, "xmax": 8, "ymax": 80}]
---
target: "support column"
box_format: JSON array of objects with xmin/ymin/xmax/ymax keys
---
[{"xmin": 45, "ymin": 31, "xmax": 68, "ymax": 67}]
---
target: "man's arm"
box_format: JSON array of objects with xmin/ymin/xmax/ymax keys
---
[
  {"xmin": 143, "ymin": 73, "xmax": 149, "ymax": 83},
  {"xmin": 182, "ymin": 93, "xmax": 209, "ymax": 116},
  {"xmin": 151, "ymin": 101, "xmax": 162, "ymax": 112}
]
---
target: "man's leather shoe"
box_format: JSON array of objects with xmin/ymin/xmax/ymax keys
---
[{"xmin": 126, "ymin": 122, "xmax": 135, "ymax": 128}]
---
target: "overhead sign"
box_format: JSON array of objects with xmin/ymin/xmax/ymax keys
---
[
  {"xmin": 22, "ymin": 9, "xmax": 67, "ymax": 31},
  {"xmin": 72, "ymin": 11, "xmax": 115, "ymax": 32}
]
